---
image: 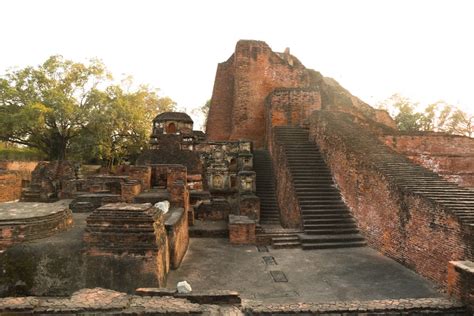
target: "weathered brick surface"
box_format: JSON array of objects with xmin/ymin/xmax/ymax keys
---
[
  {"xmin": 0, "ymin": 289, "xmax": 466, "ymax": 314},
  {"xmin": 0, "ymin": 160, "xmax": 38, "ymax": 183},
  {"xmin": 0, "ymin": 171, "xmax": 22, "ymax": 202},
  {"xmin": 383, "ymin": 134, "xmax": 474, "ymax": 188},
  {"xmin": 206, "ymin": 56, "xmax": 234, "ymax": 141},
  {"xmin": 196, "ymin": 198, "xmax": 231, "ymax": 220},
  {"xmin": 447, "ymin": 261, "xmax": 474, "ymax": 312},
  {"xmin": 83, "ymin": 203, "xmax": 170, "ymax": 286},
  {"xmin": 0, "ymin": 201, "xmax": 73, "ymax": 250},
  {"xmin": 115, "ymin": 165, "xmax": 152, "ymax": 190},
  {"xmin": 206, "ymin": 40, "xmax": 396, "ymax": 148},
  {"xmin": 164, "ymin": 208, "xmax": 189, "ymax": 269},
  {"xmin": 238, "ymin": 194, "xmax": 260, "ymax": 220},
  {"xmin": 265, "ymin": 88, "xmax": 321, "ymax": 150},
  {"xmin": 228, "ymin": 215, "xmax": 256, "ymax": 244},
  {"xmin": 120, "ymin": 180, "xmax": 142, "ymax": 203},
  {"xmin": 309, "ymin": 110, "xmax": 472, "ymax": 289},
  {"xmin": 271, "ymin": 137, "xmax": 301, "ymax": 229}
]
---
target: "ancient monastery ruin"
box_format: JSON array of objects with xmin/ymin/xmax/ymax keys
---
[{"xmin": 0, "ymin": 40, "xmax": 473, "ymax": 314}]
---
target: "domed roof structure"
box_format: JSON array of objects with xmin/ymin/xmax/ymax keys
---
[{"xmin": 153, "ymin": 112, "xmax": 193, "ymax": 124}]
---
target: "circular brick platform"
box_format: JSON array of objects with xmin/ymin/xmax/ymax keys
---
[{"xmin": 0, "ymin": 200, "xmax": 73, "ymax": 250}]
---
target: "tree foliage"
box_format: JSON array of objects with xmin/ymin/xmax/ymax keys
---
[
  {"xmin": 0, "ymin": 56, "xmax": 176, "ymax": 163},
  {"xmin": 377, "ymin": 94, "xmax": 473, "ymax": 137}
]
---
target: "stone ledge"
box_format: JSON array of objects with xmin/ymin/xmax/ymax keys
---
[
  {"xmin": 451, "ymin": 260, "xmax": 474, "ymax": 274},
  {"xmin": 244, "ymin": 297, "xmax": 466, "ymax": 315},
  {"xmin": 0, "ymin": 289, "xmax": 465, "ymax": 315}
]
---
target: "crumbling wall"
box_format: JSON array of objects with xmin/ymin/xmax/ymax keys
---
[
  {"xmin": 206, "ymin": 56, "xmax": 234, "ymax": 141},
  {"xmin": 270, "ymin": 135, "xmax": 301, "ymax": 229},
  {"xmin": 0, "ymin": 161, "xmax": 38, "ymax": 184},
  {"xmin": 206, "ymin": 40, "xmax": 396, "ymax": 148},
  {"xmin": 383, "ymin": 134, "xmax": 474, "ymax": 188},
  {"xmin": 0, "ymin": 161, "xmax": 39, "ymax": 202},
  {"xmin": 165, "ymin": 208, "xmax": 189, "ymax": 269},
  {"xmin": 309, "ymin": 110, "xmax": 472, "ymax": 289},
  {"xmin": 265, "ymin": 88, "xmax": 322, "ymax": 151},
  {"xmin": 0, "ymin": 171, "xmax": 22, "ymax": 202}
]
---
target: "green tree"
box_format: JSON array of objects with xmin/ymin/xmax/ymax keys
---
[
  {"xmin": 377, "ymin": 94, "xmax": 473, "ymax": 136},
  {"xmin": 377, "ymin": 94, "xmax": 422, "ymax": 132},
  {"xmin": 0, "ymin": 56, "xmax": 176, "ymax": 162}
]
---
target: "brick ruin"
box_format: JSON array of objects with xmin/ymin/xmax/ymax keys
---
[
  {"xmin": 0, "ymin": 39, "xmax": 473, "ymax": 313},
  {"xmin": 205, "ymin": 40, "xmax": 473, "ymax": 309}
]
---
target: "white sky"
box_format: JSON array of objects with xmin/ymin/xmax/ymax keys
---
[{"xmin": 1, "ymin": 0, "xmax": 473, "ymax": 129}]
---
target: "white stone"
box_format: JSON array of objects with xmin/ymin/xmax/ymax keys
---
[
  {"xmin": 177, "ymin": 281, "xmax": 192, "ymax": 293},
  {"xmin": 154, "ymin": 201, "xmax": 170, "ymax": 214}
]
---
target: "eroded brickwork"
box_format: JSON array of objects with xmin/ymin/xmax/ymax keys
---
[
  {"xmin": 0, "ymin": 171, "xmax": 22, "ymax": 202},
  {"xmin": 309, "ymin": 111, "xmax": 472, "ymax": 289},
  {"xmin": 206, "ymin": 40, "xmax": 396, "ymax": 148},
  {"xmin": 447, "ymin": 261, "xmax": 474, "ymax": 311},
  {"xmin": 383, "ymin": 134, "xmax": 474, "ymax": 188}
]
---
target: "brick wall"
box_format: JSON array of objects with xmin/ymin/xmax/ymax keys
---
[
  {"xmin": 271, "ymin": 137, "xmax": 301, "ymax": 229},
  {"xmin": 0, "ymin": 171, "xmax": 22, "ymax": 202},
  {"xmin": 115, "ymin": 165, "xmax": 152, "ymax": 191},
  {"xmin": 0, "ymin": 161, "xmax": 38, "ymax": 182},
  {"xmin": 228, "ymin": 215, "xmax": 256, "ymax": 245},
  {"xmin": 383, "ymin": 134, "xmax": 474, "ymax": 188},
  {"xmin": 206, "ymin": 56, "xmax": 234, "ymax": 140},
  {"xmin": 206, "ymin": 40, "xmax": 396, "ymax": 149},
  {"xmin": 447, "ymin": 261, "xmax": 474, "ymax": 312},
  {"xmin": 165, "ymin": 208, "xmax": 189, "ymax": 269},
  {"xmin": 207, "ymin": 40, "xmax": 309, "ymax": 148},
  {"xmin": 265, "ymin": 88, "xmax": 322, "ymax": 151},
  {"xmin": 309, "ymin": 111, "xmax": 471, "ymax": 289}
]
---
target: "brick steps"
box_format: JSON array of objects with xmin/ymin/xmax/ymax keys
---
[
  {"xmin": 254, "ymin": 150, "xmax": 281, "ymax": 226},
  {"xmin": 274, "ymin": 126, "xmax": 365, "ymax": 250}
]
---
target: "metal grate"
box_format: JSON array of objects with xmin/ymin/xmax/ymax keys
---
[
  {"xmin": 270, "ymin": 270, "xmax": 288, "ymax": 282},
  {"xmin": 262, "ymin": 256, "xmax": 277, "ymax": 265},
  {"xmin": 257, "ymin": 245, "xmax": 269, "ymax": 252}
]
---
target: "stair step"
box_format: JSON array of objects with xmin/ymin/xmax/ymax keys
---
[
  {"xmin": 304, "ymin": 218, "xmax": 355, "ymax": 224},
  {"xmin": 301, "ymin": 241, "xmax": 366, "ymax": 250},
  {"xmin": 303, "ymin": 223, "xmax": 357, "ymax": 230},
  {"xmin": 272, "ymin": 241, "xmax": 301, "ymax": 249}
]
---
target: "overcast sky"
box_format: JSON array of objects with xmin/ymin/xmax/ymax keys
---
[{"xmin": 1, "ymin": 0, "xmax": 473, "ymax": 129}]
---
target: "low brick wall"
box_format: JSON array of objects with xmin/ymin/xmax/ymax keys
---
[
  {"xmin": 309, "ymin": 111, "xmax": 472, "ymax": 289},
  {"xmin": 0, "ymin": 160, "xmax": 38, "ymax": 181},
  {"xmin": 271, "ymin": 133, "xmax": 301, "ymax": 229},
  {"xmin": 165, "ymin": 208, "xmax": 189, "ymax": 269},
  {"xmin": 0, "ymin": 288, "xmax": 466, "ymax": 315},
  {"xmin": 228, "ymin": 215, "xmax": 256, "ymax": 245},
  {"xmin": 383, "ymin": 134, "xmax": 474, "ymax": 188},
  {"xmin": 448, "ymin": 261, "xmax": 474, "ymax": 312},
  {"xmin": 0, "ymin": 171, "xmax": 22, "ymax": 202},
  {"xmin": 120, "ymin": 181, "xmax": 142, "ymax": 203}
]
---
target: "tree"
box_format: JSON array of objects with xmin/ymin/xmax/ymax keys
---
[
  {"xmin": 376, "ymin": 94, "xmax": 473, "ymax": 136},
  {"xmin": 377, "ymin": 94, "xmax": 422, "ymax": 132},
  {"xmin": 0, "ymin": 56, "xmax": 176, "ymax": 162},
  {"xmin": 191, "ymin": 99, "xmax": 210, "ymax": 131}
]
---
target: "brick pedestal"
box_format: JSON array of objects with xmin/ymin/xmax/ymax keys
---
[{"xmin": 228, "ymin": 215, "xmax": 256, "ymax": 245}]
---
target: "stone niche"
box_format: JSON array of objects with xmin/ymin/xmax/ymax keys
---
[{"xmin": 238, "ymin": 171, "xmax": 256, "ymax": 194}]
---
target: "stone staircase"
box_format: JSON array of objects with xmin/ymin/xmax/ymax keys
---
[
  {"xmin": 274, "ymin": 126, "xmax": 366, "ymax": 250},
  {"xmin": 253, "ymin": 150, "xmax": 281, "ymax": 226}
]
